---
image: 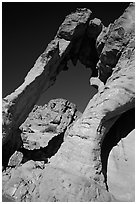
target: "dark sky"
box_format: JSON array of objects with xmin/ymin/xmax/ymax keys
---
[{"xmin": 2, "ymin": 2, "xmax": 130, "ymax": 112}]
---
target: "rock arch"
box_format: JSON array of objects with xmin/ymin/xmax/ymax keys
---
[{"xmin": 2, "ymin": 3, "xmax": 135, "ymax": 201}]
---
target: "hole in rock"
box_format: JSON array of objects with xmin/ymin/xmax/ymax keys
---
[
  {"xmin": 101, "ymin": 108, "xmax": 135, "ymax": 188},
  {"xmin": 37, "ymin": 60, "xmax": 97, "ymax": 113}
]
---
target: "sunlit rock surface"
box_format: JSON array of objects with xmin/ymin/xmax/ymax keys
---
[
  {"xmin": 107, "ymin": 130, "xmax": 135, "ymax": 201},
  {"xmin": 20, "ymin": 99, "xmax": 79, "ymax": 150},
  {"xmin": 2, "ymin": 3, "xmax": 135, "ymax": 202}
]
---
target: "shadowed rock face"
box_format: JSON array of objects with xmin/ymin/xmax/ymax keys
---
[{"xmin": 2, "ymin": 3, "xmax": 135, "ymax": 202}]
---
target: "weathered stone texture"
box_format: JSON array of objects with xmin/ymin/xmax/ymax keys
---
[
  {"xmin": 2, "ymin": 8, "xmax": 92, "ymax": 147},
  {"xmin": 2, "ymin": 3, "xmax": 135, "ymax": 202},
  {"xmin": 107, "ymin": 130, "xmax": 135, "ymax": 201},
  {"xmin": 20, "ymin": 98, "xmax": 78, "ymax": 150}
]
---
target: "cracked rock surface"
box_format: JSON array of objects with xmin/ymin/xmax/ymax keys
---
[
  {"xmin": 20, "ymin": 98, "xmax": 79, "ymax": 150},
  {"xmin": 2, "ymin": 3, "xmax": 135, "ymax": 202},
  {"xmin": 3, "ymin": 99, "xmax": 81, "ymax": 201}
]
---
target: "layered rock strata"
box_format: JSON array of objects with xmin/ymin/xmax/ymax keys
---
[{"xmin": 2, "ymin": 3, "xmax": 135, "ymax": 202}]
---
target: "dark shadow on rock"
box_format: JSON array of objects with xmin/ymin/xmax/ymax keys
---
[
  {"xmin": 101, "ymin": 108, "xmax": 135, "ymax": 188},
  {"xmin": 2, "ymin": 129, "xmax": 23, "ymax": 168},
  {"xmin": 19, "ymin": 131, "xmax": 64, "ymax": 164},
  {"xmin": 2, "ymin": 195, "xmax": 16, "ymax": 202}
]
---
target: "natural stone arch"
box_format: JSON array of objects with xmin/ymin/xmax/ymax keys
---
[
  {"xmin": 37, "ymin": 59, "xmax": 97, "ymax": 112},
  {"xmin": 2, "ymin": 8, "xmax": 101, "ymax": 162},
  {"xmin": 2, "ymin": 3, "xmax": 135, "ymax": 202}
]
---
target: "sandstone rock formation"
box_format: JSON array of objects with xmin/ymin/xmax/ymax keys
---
[
  {"xmin": 20, "ymin": 98, "xmax": 79, "ymax": 150},
  {"xmin": 107, "ymin": 130, "xmax": 135, "ymax": 201},
  {"xmin": 3, "ymin": 99, "xmax": 81, "ymax": 201},
  {"xmin": 2, "ymin": 3, "xmax": 135, "ymax": 202}
]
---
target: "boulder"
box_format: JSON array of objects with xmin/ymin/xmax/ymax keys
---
[{"xmin": 20, "ymin": 98, "xmax": 79, "ymax": 150}]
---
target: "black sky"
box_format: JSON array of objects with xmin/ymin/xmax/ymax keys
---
[{"xmin": 2, "ymin": 2, "xmax": 130, "ymax": 112}]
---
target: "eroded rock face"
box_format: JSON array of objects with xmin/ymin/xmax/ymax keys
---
[
  {"xmin": 3, "ymin": 99, "xmax": 81, "ymax": 201},
  {"xmin": 96, "ymin": 3, "xmax": 135, "ymax": 83},
  {"xmin": 20, "ymin": 98, "xmax": 79, "ymax": 150},
  {"xmin": 2, "ymin": 8, "xmax": 92, "ymax": 151},
  {"xmin": 5, "ymin": 99, "xmax": 80, "ymax": 164},
  {"xmin": 107, "ymin": 130, "xmax": 135, "ymax": 201},
  {"xmin": 3, "ymin": 160, "xmax": 45, "ymax": 202},
  {"xmin": 2, "ymin": 3, "xmax": 135, "ymax": 202}
]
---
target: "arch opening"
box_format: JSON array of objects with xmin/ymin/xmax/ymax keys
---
[
  {"xmin": 101, "ymin": 108, "xmax": 135, "ymax": 199},
  {"xmin": 37, "ymin": 60, "xmax": 97, "ymax": 113}
]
